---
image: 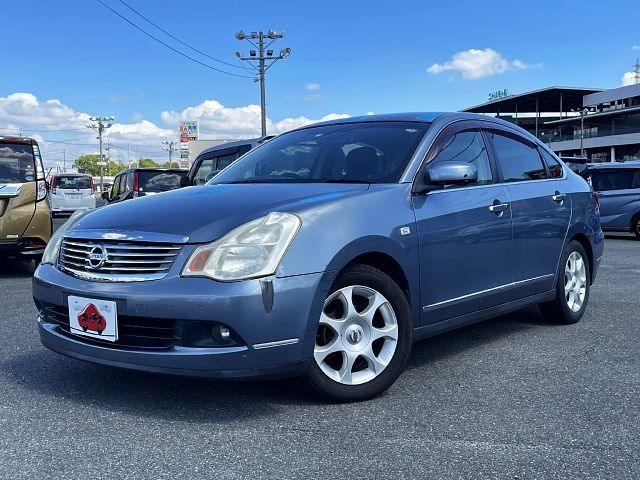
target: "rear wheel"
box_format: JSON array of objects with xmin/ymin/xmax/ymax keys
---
[
  {"xmin": 632, "ymin": 214, "xmax": 640, "ymax": 240},
  {"xmin": 539, "ymin": 240, "xmax": 590, "ymax": 324},
  {"xmin": 306, "ymin": 264, "xmax": 412, "ymax": 402}
]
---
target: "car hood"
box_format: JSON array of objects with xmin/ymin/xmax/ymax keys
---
[{"xmin": 70, "ymin": 183, "xmax": 370, "ymax": 243}]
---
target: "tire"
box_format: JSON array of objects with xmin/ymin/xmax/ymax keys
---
[
  {"xmin": 632, "ymin": 214, "xmax": 640, "ymax": 240},
  {"xmin": 539, "ymin": 240, "xmax": 590, "ymax": 324},
  {"xmin": 305, "ymin": 263, "xmax": 412, "ymax": 402}
]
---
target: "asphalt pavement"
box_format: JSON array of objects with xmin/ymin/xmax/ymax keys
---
[{"xmin": 0, "ymin": 233, "xmax": 638, "ymax": 479}]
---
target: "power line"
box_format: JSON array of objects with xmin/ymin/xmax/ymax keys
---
[
  {"xmin": 96, "ymin": 0, "xmax": 253, "ymax": 79},
  {"xmin": 117, "ymin": 0, "xmax": 249, "ymax": 72}
]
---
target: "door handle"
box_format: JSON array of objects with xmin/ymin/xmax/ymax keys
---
[
  {"xmin": 551, "ymin": 191, "xmax": 566, "ymax": 203},
  {"xmin": 489, "ymin": 200, "xmax": 510, "ymax": 214}
]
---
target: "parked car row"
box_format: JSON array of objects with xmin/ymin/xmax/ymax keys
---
[{"xmin": 33, "ymin": 112, "xmax": 606, "ymax": 401}]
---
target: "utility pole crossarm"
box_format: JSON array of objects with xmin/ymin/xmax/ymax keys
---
[
  {"xmin": 86, "ymin": 115, "xmax": 114, "ymax": 191},
  {"xmin": 235, "ymin": 29, "xmax": 291, "ymax": 137}
]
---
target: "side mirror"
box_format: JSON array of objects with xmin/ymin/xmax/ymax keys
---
[
  {"xmin": 101, "ymin": 191, "xmax": 110, "ymax": 201},
  {"xmin": 427, "ymin": 161, "xmax": 478, "ymax": 186},
  {"xmin": 179, "ymin": 176, "xmax": 190, "ymax": 188}
]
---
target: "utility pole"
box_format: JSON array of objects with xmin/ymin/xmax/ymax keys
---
[
  {"xmin": 63, "ymin": 148, "xmax": 66, "ymax": 170},
  {"xmin": 86, "ymin": 116, "xmax": 114, "ymax": 191},
  {"xmin": 634, "ymin": 59, "xmax": 640, "ymax": 85},
  {"xmin": 162, "ymin": 141, "xmax": 178, "ymax": 168},
  {"xmin": 235, "ymin": 29, "xmax": 291, "ymax": 137}
]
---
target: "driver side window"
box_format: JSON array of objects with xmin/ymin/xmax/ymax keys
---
[{"xmin": 431, "ymin": 130, "xmax": 493, "ymax": 186}]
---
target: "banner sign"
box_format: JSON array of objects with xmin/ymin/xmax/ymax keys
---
[{"xmin": 179, "ymin": 121, "xmax": 199, "ymax": 142}]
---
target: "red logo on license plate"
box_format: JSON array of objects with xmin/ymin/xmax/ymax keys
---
[{"xmin": 77, "ymin": 303, "xmax": 107, "ymax": 335}]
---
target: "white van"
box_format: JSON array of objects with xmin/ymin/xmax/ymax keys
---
[{"xmin": 49, "ymin": 173, "xmax": 96, "ymax": 216}]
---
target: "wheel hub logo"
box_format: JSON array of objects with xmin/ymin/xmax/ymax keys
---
[
  {"xmin": 87, "ymin": 245, "xmax": 108, "ymax": 269},
  {"xmin": 347, "ymin": 326, "xmax": 363, "ymax": 344}
]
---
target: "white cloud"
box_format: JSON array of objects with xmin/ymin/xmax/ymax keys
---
[
  {"xmin": 0, "ymin": 92, "xmax": 351, "ymax": 168},
  {"xmin": 304, "ymin": 83, "xmax": 322, "ymax": 102},
  {"xmin": 621, "ymin": 71, "xmax": 638, "ymax": 86},
  {"xmin": 161, "ymin": 99, "xmax": 349, "ymax": 138},
  {"xmin": 632, "ymin": 44, "xmax": 640, "ymax": 51},
  {"xmin": 427, "ymin": 48, "xmax": 535, "ymax": 80}
]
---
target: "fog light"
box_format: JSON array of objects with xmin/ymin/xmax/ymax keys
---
[
  {"xmin": 211, "ymin": 325, "xmax": 232, "ymax": 343},
  {"xmin": 219, "ymin": 326, "xmax": 231, "ymax": 341}
]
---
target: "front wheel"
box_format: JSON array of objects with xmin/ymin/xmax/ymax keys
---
[
  {"xmin": 632, "ymin": 215, "xmax": 640, "ymax": 240},
  {"xmin": 305, "ymin": 264, "xmax": 412, "ymax": 402},
  {"xmin": 539, "ymin": 240, "xmax": 590, "ymax": 324}
]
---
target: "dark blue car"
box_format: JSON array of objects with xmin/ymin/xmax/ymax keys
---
[{"xmin": 34, "ymin": 113, "xmax": 604, "ymax": 401}]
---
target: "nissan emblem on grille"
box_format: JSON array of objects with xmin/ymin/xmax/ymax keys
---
[
  {"xmin": 58, "ymin": 238, "xmax": 182, "ymax": 282},
  {"xmin": 87, "ymin": 245, "xmax": 108, "ymax": 269}
]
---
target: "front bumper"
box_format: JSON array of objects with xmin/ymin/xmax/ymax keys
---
[{"xmin": 33, "ymin": 264, "xmax": 330, "ymax": 379}]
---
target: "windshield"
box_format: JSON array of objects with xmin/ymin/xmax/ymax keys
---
[
  {"xmin": 212, "ymin": 122, "xmax": 429, "ymax": 184},
  {"xmin": 0, "ymin": 143, "xmax": 35, "ymax": 184},
  {"xmin": 138, "ymin": 171, "xmax": 187, "ymax": 192},
  {"xmin": 54, "ymin": 175, "xmax": 92, "ymax": 189}
]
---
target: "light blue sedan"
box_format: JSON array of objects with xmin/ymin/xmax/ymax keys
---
[{"xmin": 34, "ymin": 113, "xmax": 604, "ymax": 401}]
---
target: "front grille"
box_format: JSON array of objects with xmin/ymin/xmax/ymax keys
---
[
  {"xmin": 58, "ymin": 238, "xmax": 182, "ymax": 281},
  {"xmin": 43, "ymin": 303, "xmax": 180, "ymax": 349}
]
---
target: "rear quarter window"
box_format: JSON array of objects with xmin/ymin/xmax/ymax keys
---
[
  {"xmin": 138, "ymin": 171, "xmax": 186, "ymax": 192},
  {"xmin": 540, "ymin": 149, "xmax": 563, "ymax": 178},
  {"xmin": 591, "ymin": 170, "xmax": 635, "ymax": 191}
]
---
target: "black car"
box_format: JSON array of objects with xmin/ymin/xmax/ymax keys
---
[
  {"xmin": 187, "ymin": 137, "xmax": 273, "ymax": 186},
  {"xmin": 102, "ymin": 168, "xmax": 188, "ymax": 204}
]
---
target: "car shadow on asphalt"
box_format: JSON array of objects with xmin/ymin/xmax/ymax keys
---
[
  {"xmin": 2, "ymin": 306, "xmax": 556, "ymax": 419},
  {"xmin": 0, "ymin": 258, "xmax": 36, "ymax": 279}
]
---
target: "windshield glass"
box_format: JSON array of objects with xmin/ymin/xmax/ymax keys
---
[
  {"xmin": 138, "ymin": 171, "xmax": 187, "ymax": 192},
  {"xmin": 0, "ymin": 143, "xmax": 35, "ymax": 183},
  {"xmin": 212, "ymin": 122, "xmax": 429, "ymax": 184},
  {"xmin": 54, "ymin": 175, "xmax": 92, "ymax": 189}
]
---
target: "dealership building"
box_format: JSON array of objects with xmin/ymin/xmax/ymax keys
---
[{"xmin": 463, "ymin": 83, "xmax": 640, "ymax": 163}]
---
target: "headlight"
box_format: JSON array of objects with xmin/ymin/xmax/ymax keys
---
[
  {"xmin": 41, "ymin": 210, "xmax": 88, "ymax": 265},
  {"xmin": 182, "ymin": 212, "xmax": 301, "ymax": 281}
]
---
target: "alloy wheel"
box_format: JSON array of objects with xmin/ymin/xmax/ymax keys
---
[
  {"xmin": 314, "ymin": 285, "xmax": 398, "ymax": 385},
  {"xmin": 564, "ymin": 251, "xmax": 587, "ymax": 312}
]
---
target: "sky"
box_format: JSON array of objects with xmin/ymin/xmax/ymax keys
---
[{"xmin": 2, "ymin": 0, "xmax": 640, "ymax": 168}]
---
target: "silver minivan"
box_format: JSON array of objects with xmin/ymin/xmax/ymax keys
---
[{"xmin": 589, "ymin": 162, "xmax": 640, "ymax": 239}]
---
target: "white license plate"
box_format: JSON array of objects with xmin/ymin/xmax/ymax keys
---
[{"xmin": 68, "ymin": 295, "xmax": 118, "ymax": 342}]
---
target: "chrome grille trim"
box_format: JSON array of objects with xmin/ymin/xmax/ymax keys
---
[{"xmin": 58, "ymin": 238, "xmax": 183, "ymax": 282}]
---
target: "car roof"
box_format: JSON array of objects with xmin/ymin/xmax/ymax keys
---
[
  {"xmin": 0, "ymin": 136, "xmax": 38, "ymax": 145},
  {"xmin": 196, "ymin": 137, "xmax": 269, "ymax": 158},
  {"xmin": 588, "ymin": 161, "xmax": 640, "ymax": 170},
  {"xmin": 292, "ymin": 112, "xmax": 530, "ymax": 134},
  {"xmin": 52, "ymin": 172, "xmax": 91, "ymax": 177}
]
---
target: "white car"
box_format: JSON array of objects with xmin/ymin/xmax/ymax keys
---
[{"xmin": 49, "ymin": 173, "xmax": 96, "ymax": 216}]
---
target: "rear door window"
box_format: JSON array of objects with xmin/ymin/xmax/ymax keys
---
[
  {"xmin": 0, "ymin": 143, "xmax": 35, "ymax": 183},
  {"xmin": 55, "ymin": 176, "xmax": 92, "ymax": 189},
  {"xmin": 591, "ymin": 171, "xmax": 635, "ymax": 191},
  {"xmin": 490, "ymin": 132, "xmax": 547, "ymax": 182},
  {"xmin": 216, "ymin": 152, "xmax": 238, "ymax": 171},
  {"xmin": 138, "ymin": 171, "xmax": 187, "ymax": 192}
]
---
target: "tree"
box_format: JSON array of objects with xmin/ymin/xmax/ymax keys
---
[
  {"xmin": 74, "ymin": 154, "xmax": 127, "ymax": 176},
  {"xmin": 73, "ymin": 154, "xmax": 101, "ymax": 176},
  {"xmin": 138, "ymin": 158, "xmax": 159, "ymax": 168}
]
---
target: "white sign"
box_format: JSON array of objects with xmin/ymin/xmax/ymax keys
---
[{"xmin": 179, "ymin": 121, "xmax": 199, "ymax": 142}]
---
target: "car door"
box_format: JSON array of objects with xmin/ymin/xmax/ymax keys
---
[
  {"xmin": 413, "ymin": 123, "xmax": 513, "ymax": 325},
  {"xmin": 486, "ymin": 128, "xmax": 571, "ymax": 298},
  {"xmin": 590, "ymin": 168, "xmax": 638, "ymax": 230},
  {"xmin": 109, "ymin": 174, "xmax": 123, "ymax": 203}
]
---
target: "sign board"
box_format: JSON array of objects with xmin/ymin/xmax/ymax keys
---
[
  {"xmin": 488, "ymin": 89, "xmax": 509, "ymax": 101},
  {"xmin": 179, "ymin": 121, "xmax": 199, "ymax": 142},
  {"xmin": 97, "ymin": 161, "xmax": 107, "ymax": 166}
]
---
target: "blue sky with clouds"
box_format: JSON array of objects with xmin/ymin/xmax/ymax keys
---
[{"xmin": 2, "ymin": 0, "xmax": 640, "ymax": 165}]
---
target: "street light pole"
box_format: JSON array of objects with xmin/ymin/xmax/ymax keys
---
[
  {"xmin": 86, "ymin": 116, "xmax": 114, "ymax": 191},
  {"xmin": 162, "ymin": 141, "xmax": 178, "ymax": 168},
  {"xmin": 235, "ymin": 29, "xmax": 291, "ymax": 137}
]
